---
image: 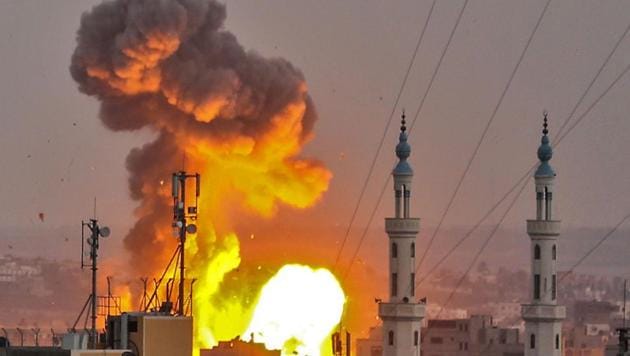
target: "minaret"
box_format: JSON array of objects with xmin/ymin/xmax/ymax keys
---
[
  {"xmin": 378, "ymin": 112, "xmax": 425, "ymax": 356},
  {"xmin": 522, "ymin": 113, "xmax": 566, "ymax": 356}
]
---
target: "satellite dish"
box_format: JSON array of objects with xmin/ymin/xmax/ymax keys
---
[
  {"xmin": 87, "ymin": 237, "xmax": 94, "ymax": 246},
  {"xmin": 99, "ymin": 226, "xmax": 111, "ymax": 238},
  {"xmin": 176, "ymin": 221, "xmax": 184, "ymax": 228},
  {"xmin": 186, "ymin": 224, "xmax": 197, "ymax": 234}
]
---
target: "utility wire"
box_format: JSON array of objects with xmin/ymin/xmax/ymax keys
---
[
  {"xmin": 424, "ymin": 174, "xmax": 529, "ymax": 336},
  {"xmin": 408, "ymin": 0, "xmax": 470, "ymax": 133},
  {"xmin": 428, "ymin": 212, "xmax": 629, "ymax": 332},
  {"xmin": 427, "ymin": 182, "xmax": 627, "ymax": 335},
  {"xmin": 556, "ymin": 20, "xmax": 630, "ymax": 139},
  {"xmin": 416, "ymin": 165, "xmax": 534, "ymax": 286},
  {"xmin": 332, "ymin": 0, "xmax": 437, "ymax": 272},
  {"xmin": 560, "ymin": 214, "xmax": 630, "ymax": 282},
  {"xmin": 415, "ymin": 0, "xmax": 553, "ymax": 275},
  {"xmin": 416, "ymin": 37, "xmax": 630, "ymax": 289},
  {"xmin": 339, "ymin": 0, "xmax": 469, "ymax": 280}
]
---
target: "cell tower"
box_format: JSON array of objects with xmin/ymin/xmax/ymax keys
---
[
  {"xmin": 80, "ymin": 218, "xmax": 110, "ymax": 349},
  {"xmin": 171, "ymin": 171, "xmax": 200, "ymax": 316}
]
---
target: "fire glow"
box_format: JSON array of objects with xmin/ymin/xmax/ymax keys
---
[{"xmin": 70, "ymin": 0, "xmax": 344, "ymax": 355}]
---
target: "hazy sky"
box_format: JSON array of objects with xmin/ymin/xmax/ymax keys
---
[{"xmin": 1, "ymin": 0, "xmax": 629, "ymax": 276}]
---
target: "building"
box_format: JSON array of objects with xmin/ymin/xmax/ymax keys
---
[
  {"xmin": 356, "ymin": 327, "xmax": 382, "ymax": 356},
  {"xmin": 104, "ymin": 313, "xmax": 192, "ymax": 356},
  {"xmin": 377, "ymin": 113, "xmax": 425, "ymax": 356},
  {"xmin": 422, "ymin": 315, "xmax": 523, "ymax": 356},
  {"xmin": 200, "ymin": 338, "xmax": 280, "ymax": 356},
  {"xmin": 521, "ymin": 114, "xmax": 566, "ymax": 356},
  {"xmin": 356, "ymin": 315, "xmax": 523, "ymax": 356},
  {"xmin": 565, "ymin": 301, "xmax": 618, "ymax": 356}
]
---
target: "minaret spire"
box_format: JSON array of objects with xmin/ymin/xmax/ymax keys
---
[
  {"xmin": 401, "ymin": 109, "xmax": 407, "ymax": 132},
  {"xmin": 522, "ymin": 112, "xmax": 565, "ymax": 356},
  {"xmin": 379, "ymin": 110, "xmax": 424, "ymax": 356}
]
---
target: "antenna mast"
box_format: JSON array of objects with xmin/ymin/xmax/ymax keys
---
[
  {"xmin": 617, "ymin": 279, "xmax": 629, "ymax": 356},
  {"xmin": 81, "ymin": 217, "xmax": 110, "ymax": 349},
  {"xmin": 171, "ymin": 171, "xmax": 200, "ymax": 316}
]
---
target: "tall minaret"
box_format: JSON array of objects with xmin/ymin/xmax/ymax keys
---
[
  {"xmin": 378, "ymin": 112, "xmax": 425, "ymax": 356},
  {"xmin": 522, "ymin": 113, "xmax": 566, "ymax": 356}
]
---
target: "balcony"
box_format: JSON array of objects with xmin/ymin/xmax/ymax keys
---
[
  {"xmin": 378, "ymin": 302, "xmax": 425, "ymax": 320},
  {"xmin": 521, "ymin": 304, "xmax": 566, "ymax": 321},
  {"xmin": 526, "ymin": 220, "xmax": 561, "ymax": 237},
  {"xmin": 385, "ymin": 218, "xmax": 420, "ymax": 234}
]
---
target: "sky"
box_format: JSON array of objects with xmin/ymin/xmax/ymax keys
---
[{"xmin": 1, "ymin": 0, "xmax": 630, "ymax": 301}]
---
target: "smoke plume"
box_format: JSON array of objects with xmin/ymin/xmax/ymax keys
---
[
  {"xmin": 71, "ymin": 1, "xmax": 337, "ymax": 352},
  {"xmin": 70, "ymin": 0, "xmax": 330, "ymax": 274}
]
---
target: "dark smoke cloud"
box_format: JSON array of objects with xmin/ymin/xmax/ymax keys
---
[{"xmin": 70, "ymin": 0, "xmax": 322, "ymax": 275}]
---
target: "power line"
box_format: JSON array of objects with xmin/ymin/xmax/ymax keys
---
[
  {"xmin": 557, "ymin": 60, "xmax": 630, "ymax": 144},
  {"xmin": 560, "ymin": 214, "xmax": 630, "ymax": 282},
  {"xmin": 425, "ymin": 183, "xmax": 627, "ymax": 334},
  {"xmin": 332, "ymin": 0, "xmax": 437, "ymax": 272},
  {"xmin": 415, "ymin": 0, "xmax": 553, "ymax": 274},
  {"xmin": 416, "ymin": 166, "xmax": 533, "ymax": 286},
  {"xmin": 408, "ymin": 0, "xmax": 470, "ymax": 133},
  {"xmin": 416, "ymin": 35, "xmax": 630, "ymax": 289},
  {"xmin": 556, "ymin": 19, "xmax": 630, "ymax": 138},
  {"xmin": 338, "ymin": 0, "xmax": 469, "ymax": 280},
  {"xmin": 425, "ymin": 175, "xmax": 530, "ymax": 334}
]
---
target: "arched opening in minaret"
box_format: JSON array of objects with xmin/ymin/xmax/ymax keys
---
[
  {"xmin": 538, "ymin": 186, "xmax": 553, "ymax": 220},
  {"xmin": 534, "ymin": 274, "xmax": 541, "ymax": 300},
  {"xmin": 552, "ymin": 244, "xmax": 557, "ymax": 260},
  {"xmin": 388, "ymin": 331, "xmax": 394, "ymax": 346},
  {"xmin": 395, "ymin": 189, "xmax": 402, "ymax": 218},
  {"xmin": 411, "ymin": 242, "xmax": 415, "ymax": 257},
  {"xmin": 402, "ymin": 184, "xmax": 410, "ymax": 218},
  {"xmin": 534, "ymin": 244, "xmax": 541, "ymax": 260},
  {"xmin": 544, "ymin": 186, "xmax": 552, "ymax": 220},
  {"xmin": 552, "ymin": 274, "xmax": 557, "ymax": 300},
  {"xmin": 392, "ymin": 243, "xmax": 398, "ymax": 258},
  {"xmin": 555, "ymin": 334, "xmax": 560, "ymax": 349},
  {"xmin": 391, "ymin": 273, "xmax": 398, "ymax": 297},
  {"xmin": 414, "ymin": 331, "xmax": 419, "ymax": 346},
  {"xmin": 530, "ymin": 334, "xmax": 536, "ymax": 349}
]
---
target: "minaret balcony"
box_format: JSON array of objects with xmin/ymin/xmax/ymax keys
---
[
  {"xmin": 526, "ymin": 220, "xmax": 560, "ymax": 237},
  {"xmin": 521, "ymin": 303, "xmax": 566, "ymax": 322},
  {"xmin": 378, "ymin": 302, "xmax": 425, "ymax": 321},
  {"xmin": 385, "ymin": 218, "xmax": 420, "ymax": 235}
]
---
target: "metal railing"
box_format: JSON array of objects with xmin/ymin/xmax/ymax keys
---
[{"xmin": 0, "ymin": 328, "xmax": 66, "ymax": 347}]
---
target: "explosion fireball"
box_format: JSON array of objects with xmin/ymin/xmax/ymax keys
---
[
  {"xmin": 70, "ymin": 0, "xmax": 343, "ymax": 354},
  {"xmin": 243, "ymin": 265, "xmax": 345, "ymax": 355}
]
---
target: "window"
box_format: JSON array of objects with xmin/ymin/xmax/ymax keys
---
[
  {"xmin": 555, "ymin": 334, "xmax": 560, "ymax": 349},
  {"xmin": 530, "ymin": 334, "xmax": 536, "ymax": 349},
  {"xmin": 388, "ymin": 331, "xmax": 394, "ymax": 346},
  {"xmin": 410, "ymin": 273, "xmax": 415, "ymax": 296},
  {"xmin": 392, "ymin": 243, "xmax": 398, "ymax": 258},
  {"xmin": 414, "ymin": 331, "xmax": 419, "ymax": 346},
  {"xmin": 552, "ymin": 274, "xmax": 557, "ymax": 300},
  {"xmin": 411, "ymin": 242, "xmax": 415, "ymax": 257},
  {"xmin": 391, "ymin": 273, "xmax": 398, "ymax": 297},
  {"xmin": 552, "ymin": 245, "xmax": 557, "ymax": 260},
  {"xmin": 534, "ymin": 274, "xmax": 541, "ymax": 300},
  {"xmin": 534, "ymin": 244, "xmax": 541, "ymax": 259}
]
